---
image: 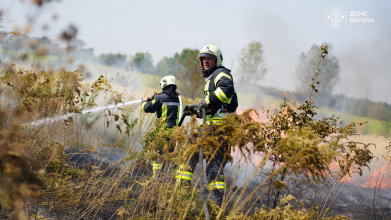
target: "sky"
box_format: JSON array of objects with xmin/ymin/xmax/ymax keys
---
[{"xmin": 1, "ymin": 0, "xmax": 390, "ymax": 103}]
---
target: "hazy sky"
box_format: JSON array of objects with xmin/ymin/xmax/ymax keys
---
[{"xmin": 1, "ymin": 0, "xmax": 390, "ymax": 103}]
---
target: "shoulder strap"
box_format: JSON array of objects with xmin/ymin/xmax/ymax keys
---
[
  {"xmin": 212, "ymin": 67, "xmax": 233, "ymax": 87},
  {"xmin": 211, "ymin": 66, "xmax": 231, "ymax": 75}
]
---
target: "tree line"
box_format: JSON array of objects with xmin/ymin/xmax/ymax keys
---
[
  {"xmin": 0, "ymin": 33, "xmax": 340, "ymax": 97},
  {"xmin": 0, "ymin": 33, "xmax": 339, "ymax": 97},
  {"xmin": 2, "ymin": 33, "xmax": 389, "ymax": 128},
  {"xmin": 128, "ymin": 41, "xmax": 341, "ymax": 97}
]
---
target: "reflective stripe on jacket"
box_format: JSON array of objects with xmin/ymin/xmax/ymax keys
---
[
  {"xmin": 200, "ymin": 109, "xmax": 230, "ymax": 126},
  {"xmin": 142, "ymin": 93, "xmax": 181, "ymax": 128},
  {"xmin": 202, "ymin": 67, "xmax": 238, "ymax": 125},
  {"xmin": 203, "ymin": 67, "xmax": 238, "ymax": 114}
]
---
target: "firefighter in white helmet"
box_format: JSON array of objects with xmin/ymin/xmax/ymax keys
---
[
  {"xmin": 176, "ymin": 44, "xmax": 238, "ymax": 206},
  {"xmin": 142, "ymin": 75, "xmax": 182, "ymax": 177}
]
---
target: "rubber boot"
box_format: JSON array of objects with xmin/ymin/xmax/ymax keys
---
[{"xmin": 213, "ymin": 189, "xmax": 225, "ymax": 207}]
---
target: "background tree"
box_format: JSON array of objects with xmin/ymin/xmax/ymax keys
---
[
  {"xmin": 0, "ymin": 31, "xmax": 7, "ymax": 40},
  {"xmin": 368, "ymin": 102, "xmax": 390, "ymax": 121},
  {"xmin": 173, "ymin": 48, "xmax": 204, "ymax": 99},
  {"xmin": 80, "ymin": 47, "xmax": 94, "ymax": 55},
  {"xmin": 74, "ymin": 39, "xmax": 86, "ymax": 50},
  {"xmin": 130, "ymin": 52, "xmax": 155, "ymax": 74},
  {"xmin": 155, "ymin": 48, "xmax": 203, "ymax": 99},
  {"xmin": 39, "ymin": 36, "xmax": 51, "ymax": 45},
  {"xmin": 155, "ymin": 56, "xmax": 178, "ymax": 76},
  {"xmin": 237, "ymin": 41, "xmax": 267, "ymax": 84},
  {"xmin": 99, "ymin": 53, "xmax": 127, "ymax": 67},
  {"xmin": 296, "ymin": 43, "xmax": 339, "ymax": 94}
]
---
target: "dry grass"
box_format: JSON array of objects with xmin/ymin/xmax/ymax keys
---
[{"xmin": 0, "ymin": 25, "xmax": 388, "ymax": 219}]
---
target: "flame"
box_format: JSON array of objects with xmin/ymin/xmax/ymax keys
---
[
  {"xmin": 237, "ymin": 108, "xmax": 268, "ymax": 123},
  {"xmin": 329, "ymin": 162, "xmax": 339, "ymax": 171},
  {"xmin": 237, "ymin": 97, "xmax": 391, "ymax": 190},
  {"xmin": 358, "ymin": 168, "xmax": 391, "ymax": 188},
  {"xmin": 341, "ymin": 175, "xmax": 354, "ymax": 184},
  {"xmin": 329, "ymin": 161, "xmax": 391, "ymax": 189}
]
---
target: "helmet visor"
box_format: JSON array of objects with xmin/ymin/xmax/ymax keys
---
[{"xmin": 198, "ymin": 53, "xmax": 217, "ymax": 59}]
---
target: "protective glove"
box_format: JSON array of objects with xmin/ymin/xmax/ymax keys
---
[
  {"xmin": 183, "ymin": 105, "xmax": 197, "ymax": 116},
  {"xmin": 148, "ymin": 93, "xmax": 157, "ymax": 101},
  {"xmin": 143, "ymin": 93, "xmax": 157, "ymax": 102},
  {"xmin": 196, "ymin": 99, "xmax": 208, "ymax": 117}
]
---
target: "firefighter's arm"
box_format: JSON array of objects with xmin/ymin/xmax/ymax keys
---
[
  {"xmin": 207, "ymin": 72, "xmax": 235, "ymax": 105},
  {"xmin": 142, "ymin": 96, "xmax": 161, "ymax": 113}
]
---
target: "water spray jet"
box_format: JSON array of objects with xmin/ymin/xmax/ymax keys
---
[{"xmin": 26, "ymin": 99, "xmax": 143, "ymax": 126}]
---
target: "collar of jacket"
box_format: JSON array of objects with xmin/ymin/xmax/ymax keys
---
[
  {"xmin": 202, "ymin": 66, "xmax": 231, "ymax": 78},
  {"xmin": 202, "ymin": 66, "xmax": 219, "ymax": 78},
  {"xmin": 162, "ymin": 85, "xmax": 179, "ymax": 98}
]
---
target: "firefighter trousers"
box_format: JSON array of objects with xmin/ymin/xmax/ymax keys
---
[
  {"xmin": 176, "ymin": 141, "xmax": 229, "ymax": 206},
  {"xmin": 151, "ymin": 140, "xmax": 174, "ymax": 178}
]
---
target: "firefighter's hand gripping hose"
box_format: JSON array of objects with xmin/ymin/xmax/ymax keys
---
[
  {"xmin": 178, "ymin": 104, "xmax": 197, "ymax": 126},
  {"xmin": 146, "ymin": 93, "xmax": 157, "ymax": 101}
]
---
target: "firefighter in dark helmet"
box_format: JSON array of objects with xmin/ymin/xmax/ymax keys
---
[
  {"xmin": 176, "ymin": 44, "xmax": 238, "ymax": 206},
  {"xmin": 142, "ymin": 75, "xmax": 182, "ymax": 177}
]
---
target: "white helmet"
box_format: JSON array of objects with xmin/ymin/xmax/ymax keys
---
[
  {"xmin": 198, "ymin": 44, "xmax": 223, "ymax": 68},
  {"xmin": 158, "ymin": 75, "xmax": 176, "ymax": 89}
]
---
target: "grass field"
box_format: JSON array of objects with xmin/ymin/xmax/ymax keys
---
[
  {"xmin": 82, "ymin": 62, "xmax": 161, "ymax": 88},
  {"xmin": 237, "ymin": 92, "xmax": 391, "ymax": 137}
]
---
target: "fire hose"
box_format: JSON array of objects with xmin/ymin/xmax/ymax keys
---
[
  {"xmin": 27, "ymin": 96, "xmax": 210, "ymax": 218},
  {"xmin": 178, "ymin": 105, "xmax": 210, "ymax": 220},
  {"xmin": 26, "ymin": 99, "xmax": 144, "ymax": 126},
  {"xmin": 26, "ymin": 92, "xmax": 183, "ymax": 126}
]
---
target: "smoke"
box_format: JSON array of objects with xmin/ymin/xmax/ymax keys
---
[
  {"xmin": 236, "ymin": 2, "xmax": 391, "ymax": 106},
  {"xmin": 334, "ymin": 32, "xmax": 391, "ymax": 103},
  {"xmin": 0, "ymin": 29, "xmax": 161, "ymax": 166}
]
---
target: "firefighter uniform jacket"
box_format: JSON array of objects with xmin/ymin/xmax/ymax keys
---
[
  {"xmin": 204, "ymin": 67, "xmax": 238, "ymax": 114},
  {"xmin": 141, "ymin": 93, "xmax": 181, "ymax": 128}
]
